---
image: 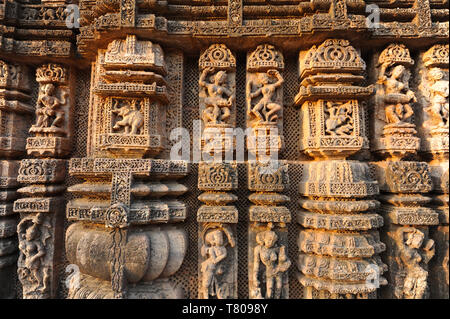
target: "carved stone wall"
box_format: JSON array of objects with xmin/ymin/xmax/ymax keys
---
[{"xmin": 0, "ymin": 0, "xmax": 448, "ymax": 299}]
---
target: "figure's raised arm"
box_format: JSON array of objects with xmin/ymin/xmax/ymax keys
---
[
  {"xmin": 268, "ymin": 69, "xmax": 284, "ymax": 88},
  {"xmin": 199, "ymin": 67, "xmax": 213, "ymax": 88}
]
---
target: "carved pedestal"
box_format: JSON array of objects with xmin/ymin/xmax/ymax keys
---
[
  {"xmin": 371, "ymin": 44, "xmax": 439, "ymax": 299},
  {"xmin": 295, "ymin": 39, "xmax": 386, "ymax": 299}
]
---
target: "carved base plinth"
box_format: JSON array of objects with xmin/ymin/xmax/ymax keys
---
[
  {"xmin": 26, "ymin": 136, "xmax": 71, "ymax": 158},
  {"xmin": 68, "ymin": 274, "xmax": 184, "ymax": 299},
  {"xmin": 0, "ymin": 137, "xmax": 27, "ymax": 158},
  {"xmin": 299, "ymin": 161, "xmax": 379, "ymax": 198},
  {"xmin": 373, "ymin": 133, "xmax": 420, "ymax": 159},
  {"xmin": 99, "ymin": 133, "xmax": 164, "ymax": 158},
  {"xmin": 247, "ymin": 125, "xmax": 284, "ymax": 157},
  {"xmin": 300, "ymin": 282, "xmax": 377, "ymax": 299},
  {"xmin": 301, "ymin": 136, "xmax": 367, "ymax": 159},
  {"xmin": 66, "ymin": 223, "xmax": 187, "ymax": 285},
  {"xmin": 201, "ymin": 125, "xmax": 235, "ymax": 156}
]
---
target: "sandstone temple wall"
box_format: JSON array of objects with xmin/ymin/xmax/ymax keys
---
[{"xmin": 0, "ymin": 0, "xmax": 448, "ymax": 299}]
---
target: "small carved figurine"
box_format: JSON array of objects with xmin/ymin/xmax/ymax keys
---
[
  {"xmin": 17, "ymin": 214, "xmax": 52, "ymax": 296},
  {"xmin": 426, "ymin": 68, "xmax": 449, "ymax": 128},
  {"xmin": 324, "ymin": 101, "xmax": 354, "ymax": 136},
  {"xmin": 397, "ymin": 227, "xmax": 435, "ymax": 299},
  {"xmin": 112, "ymin": 100, "xmax": 144, "ymax": 134},
  {"xmin": 378, "ymin": 62, "xmax": 416, "ymax": 125},
  {"xmin": 33, "ymin": 83, "xmax": 67, "ymax": 130},
  {"xmin": 199, "ymin": 67, "xmax": 234, "ymax": 125},
  {"xmin": 247, "ymin": 69, "xmax": 284, "ymax": 124},
  {"xmin": 200, "ymin": 225, "xmax": 235, "ymax": 299},
  {"xmin": 252, "ymin": 229, "xmax": 290, "ymax": 299}
]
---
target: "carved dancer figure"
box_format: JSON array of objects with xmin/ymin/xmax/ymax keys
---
[
  {"xmin": 247, "ymin": 69, "xmax": 284, "ymax": 124},
  {"xmin": 17, "ymin": 214, "xmax": 52, "ymax": 295},
  {"xmin": 199, "ymin": 67, "xmax": 234, "ymax": 125},
  {"xmin": 325, "ymin": 101, "xmax": 354, "ymax": 135},
  {"xmin": 200, "ymin": 225, "xmax": 235, "ymax": 299},
  {"xmin": 112, "ymin": 100, "xmax": 144, "ymax": 134},
  {"xmin": 378, "ymin": 62, "xmax": 416, "ymax": 124},
  {"xmin": 426, "ymin": 68, "xmax": 449, "ymax": 128},
  {"xmin": 33, "ymin": 83, "xmax": 67, "ymax": 129},
  {"xmin": 252, "ymin": 229, "xmax": 291, "ymax": 299},
  {"xmin": 397, "ymin": 227, "xmax": 435, "ymax": 299}
]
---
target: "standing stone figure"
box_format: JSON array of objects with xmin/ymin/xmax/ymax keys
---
[
  {"xmin": 199, "ymin": 67, "xmax": 234, "ymax": 125},
  {"xmin": 377, "ymin": 62, "xmax": 416, "ymax": 125},
  {"xmin": 200, "ymin": 225, "xmax": 235, "ymax": 299},
  {"xmin": 397, "ymin": 227, "xmax": 435, "ymax": 299},
  {"xmin": 33, "ymin": 83, "xmax": 68, "ymax": 130},
  {"xmin": 17, "ymin": 214, "xmax": 52, "ymax": 297},
  {"xmin": 426, "ymin": 67, "xmax": 449, "ymax": 128},
  {"xmin": 247, "ymin": 69, "xmax": 284, "ymax": 124},
  {"xmin": 252, "ymin": 229, "xmax": 291, "ymax": 299}
]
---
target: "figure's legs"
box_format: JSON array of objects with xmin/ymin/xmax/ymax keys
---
[
  {"xmin": 275, "ymin": 274, "xmax": 283, "ymax": 299},
  {"xmin": 266, "ymin": 275, "xmax": 274, "ymax": 299},
  {"xmin": 251, "ymin": 102, "xmax": 264, "ymax": 122},
  {"xmin": 51, "ymin": 111, "xmax": 64, "ymax": 128},
  {"xmin": 220, "ymin": 107, "xmax": 230, "ymax": 123},
  {"xmin": 266, "ymin": 103, "xmax": 281, "ymax": 122},
  {"xmin": 403, "ymin": 104, "xmax": 414, "ymax": 122},
  {"xmin": 201, "ymin": 271, "xmax": 214, "ymax": 299},
  {"xmin": 385, "ymin": 104, "xmax": 400, "ymax": 123}
]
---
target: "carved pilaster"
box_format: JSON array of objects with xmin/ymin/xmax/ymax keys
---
[
  {"xmin": 0, "ymin": 60, "xmax": 32, "ymax": 298},
  {"xmin": 66, "ymin": 36, "xmax": 189, "ymax": 299},
  {"xmin": 371, "ymin": 44, "xmax": 439, "ymax": 299},
  {"xmin": 245, "ymin": 44, "xmax": 291, "ymax": 299},
  {"xmin": 11, "ymin": 62, "xmax": 72, "ymax": 299},
  {"xmin": 417, "ymin": 44, "xmax": 449, "ymax": 298},
  {"xmin": 295, "ymin": 39, "xmax": 386, "ymax": 299},
  {"xmin": 197, "ymin": 44, "xmax": 238, "ymax": 299}
]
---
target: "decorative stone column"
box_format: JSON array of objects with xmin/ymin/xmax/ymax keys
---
[
  {"xmin": 417, "ymin": 44, "xmax": 449, "ymax": 299},
  {"xmin": 197, "ymin": 44, "xmax": 238, "ymax": 299},
  {"xmin": 294, "ymin": 39, "xmax": 387, "ymax": 299},
  {"xmin": 65, "ymin": 35, "xmax": 189, "ymax": 299},
  {"xmin": 246, "ymin": 44, "xmax": 291, "ymax": 299},
  {"xmin": 371, "ymin": 43, "xmax": 439, "ymax": 299},
  {"xmin": 13, "ymin": 63, "xmax": 74, "ymax": 298},
  {"xmin": 0, "ymin": 60, "xmax": 32, "ymax": 299}
]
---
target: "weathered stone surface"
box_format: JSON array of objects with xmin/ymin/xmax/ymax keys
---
[{"xmin": 0, "ymin": 0, "xmax": 448, "ymax": 300}]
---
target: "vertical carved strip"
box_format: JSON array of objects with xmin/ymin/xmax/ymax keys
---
[
  {"xmin": 197, "ymin": 44, "xmax": 238, "ymax": 299},
  {"xmin": 13, "ymin": 63, "xmax": 73, "ymax": 299},
  {"xmin": 417, "ymin": 44, "xmax": 449, "ymax": 298},
  {"xmin": 295, "ymin": 39, "xmax": 386, "ymax": 299},
  {"xmin": 228, "ymin": 0, "xmax": 243, "ymax": 27},
  {"xmin": 246, "ymin": 44, "xmax": 291, "ymax": 299},
  {"xmin": 0, "ymin": 60, "xmax": 32, "ymax": 298},
  {"xmin": 371, "ymin": 44, "xmax": 439, "ymax": 299}
]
